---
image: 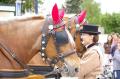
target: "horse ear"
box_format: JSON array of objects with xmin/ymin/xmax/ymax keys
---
[
  {"xmin": 78, "ymin": 10, "xmax": 86, "ymax": 24},
  {"xmin": 52, "ymin": 3, "xmax": 60, "ymax": 24},
  {"xmin": 59, "ymin": 9, "xmax": 65, "ymax": 19},
  {"xmin": 83, "ymin": 19, "xmax": 87, "ymax": 25}
]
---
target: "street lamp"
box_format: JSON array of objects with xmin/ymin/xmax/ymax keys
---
[
  {"xmin": 15, "ymin": 0, "xmax": 22, "ymax": 16},
  {"xmin": 34, "ymin": 0, "xmax": 38, "ymax": 14}
]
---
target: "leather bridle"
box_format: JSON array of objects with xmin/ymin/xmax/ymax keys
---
[
  {"xmin": 40, "ymin": 15, "xmax": 76, "ymax": 66},
  {"xmin": 0, "ymin": 16, "xmax": 76, "ymax": 77},
  {"xmin": 67, "ymin": 15, "xmax": 83, "ymax": 39}
]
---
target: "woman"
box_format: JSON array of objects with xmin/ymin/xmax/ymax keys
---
[
  {"xmin": 77, "ymin": 24, "xmax": 104, "ymax": 79},
  {"xmin": 110, "ymin": 33, "xmax": 119, "ymax": 56},
  {"xmin": 113, "ymin": 35, "xmax": 120, "ymax": 79},
  {"xmin": 104, "ymin": 34, "xmax": 113, "ymax": 66}
]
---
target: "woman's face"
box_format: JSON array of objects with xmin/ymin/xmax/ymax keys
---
[
  {"xmin": 112, "ymin": 34, "xmax": 118, "ymax": 40},
  {"xmin": 117, "ymin": 38, "xmax": 120, "ymax": 50},
  {"xmin": 81, "ymin": 33, "xmax": 93, "ymax": 46},
  {"xmin": 107, "ymin": 35, "xmax": 112, "ymax": 41}
]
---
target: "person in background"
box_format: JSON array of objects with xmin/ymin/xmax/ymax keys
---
[
  {"xmin": 77, "ymin": 24, "xmax": 104, "ymax": 79},
  {"xmin": 111, "ymin": 33, "xmax": 119, "ymax": 47},
  {"xmin": 110, "ymin": 33, "xmax": 119, "ymax": 56},
  {"xmin": 113, "ymin": 35, "xmax": 120, "ymax": 79},
  {"xmin": 104, "ymin": 34, "xmax": 113, "ymax": 66},
  {"xmin": 102, "ymin": 34, "xmax": 113, "ymax": 78}
]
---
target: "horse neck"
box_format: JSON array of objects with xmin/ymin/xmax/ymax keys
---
[
  {"xmin": 0, "ymin": 17, "xmax": 44, "ymax": 66},
  {"xmin": 74, "ymin": 32, "xmax": 86, "ymax": 54}
]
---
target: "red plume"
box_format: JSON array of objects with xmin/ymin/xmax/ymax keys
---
[
  {"xmin": 52, "ymin": 3, "xmax": 60, "ymax": 24},
  {"xmin": 59, "ymin": 9, "xmax": 65, "ymax": 19},
  {"xmin": 78, "ymin": 10, "xmax": 86, "ymax": 24}
]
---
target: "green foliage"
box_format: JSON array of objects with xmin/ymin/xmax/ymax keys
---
[
  {"xmin": 0, "ymin": 0, "xmax": 16, "ymax": 4},
  {"xmin": 0, "ymin": 0, "xmax": 43, "ymax": 13},
  {"xmin": 65, "ymin": 0, "xmax": 82, "ymax": 14},
  {"xmin": 81, "ymin": 0, "xmax": 101, "ymax": 25},
  {"xmin": 101, "ymin": 13, "xmax": 120, "ymax": 34},
  {"xmin": 22, "ymin": 0, "xmax": 43, "ymax": 13},
  {"xmin": 22, "ymin": 0, "xmax": 34, "ymax": 12}
]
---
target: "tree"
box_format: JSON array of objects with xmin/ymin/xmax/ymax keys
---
[
  {"xmin": 101, "ymin": 13, "xmax": 120, "ymax": 34},
  {"xmin": 81, "ymin": 0, "xmax": 101, "ymax": 25},
  {"xmin": 65, "ymin": 0, "xmax": 83, "ymax": 14},
  {"xmin": 22, "ymin": 0, "xmax": 43, "ymax": 13},
  {"xmin": 0, "ymin": 0, "xmax": 16, "ymax": 4},
  {"xmin": 0, "ymin": 0, "xmax": 43, "ymax": 13}
]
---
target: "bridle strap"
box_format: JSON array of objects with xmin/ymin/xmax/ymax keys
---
[
  {"xmin": 0, "ymin": 42, "xmax": 30, "ymax": 72},
  {"xmin": 58, "ymin": 49, "xmax": 76, "ymax": 60},
  {"xmin": 43, "ymin": 50, "xmax": 76, "ymax": 77},
  {"xmin": 0, "ymin": 70, "xmax": 29, "ymax": 78},
  {"xmin": 41, "ymin": 16, "xmax": 76, "ymax": 65},
  {"xmin": 44, "ymin": 49, "xmax": 76, "ymax": 76},
  {"xmin": 68, "ymin": 17, "xmax": 72, "ymax": 31},
  {"xmin": 41, "ymin": 15, "xmax": 56, "ymax": 34}
]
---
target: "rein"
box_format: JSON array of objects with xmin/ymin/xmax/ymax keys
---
[
  {"xmin": 0, "ymin": 42, "xmax": 30, "ymax": 77},
  {"xmin": 0, "ymin": 42, "xmax": 29, "ymax": 69}
]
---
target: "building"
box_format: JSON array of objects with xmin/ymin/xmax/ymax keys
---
[{"xmin": 0, "ymin": 3, "xmax": 15, "ymax": 17}]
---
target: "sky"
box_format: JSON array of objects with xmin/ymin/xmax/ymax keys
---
[
  {"xmin": 41, "ymin": 0, "xmax": 120, "ymax": 14},
  {"xmin": 41, "ymin": 0, "xmax": 65, "ymax": 15},
  {"xmin": 95, "ymin": 0, "xmax": 120, "ymax": 14}
]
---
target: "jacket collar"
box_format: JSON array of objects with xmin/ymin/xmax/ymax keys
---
[{"xmin": 86, "ymin": 43, "xmax": 96, "ymax": 49}]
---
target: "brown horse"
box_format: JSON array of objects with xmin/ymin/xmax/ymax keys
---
[
  {"xmin": 0, "ymin": 5, "xmax": 80, "ymax": 79},
  {"xmin": 64, "ymin": 10, "xmax": 87, "ymax": 58},
  {"xmin": 27, "ymin": 9, "xmax": 87, "ymax": 78}
]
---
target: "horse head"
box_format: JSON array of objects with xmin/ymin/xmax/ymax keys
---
[
  {"xmin": 38, "ymin": 3, "xmax": 80, "ymax": 77},
  {"xmin": 0, "ymin": 4, "xmax": 80, "ymax": 78},
  {"xmin": 64, "ymin": 10, "xmax": 87, "ymax": 58}
]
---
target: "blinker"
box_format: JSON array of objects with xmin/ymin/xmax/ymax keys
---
[
  {"xmin": 48, "ymin": 25, "xmax": 54, "ymax": 30},
  {"xmin": 76, "ymin": 24, "xmax": 79, "ymax": 31}
]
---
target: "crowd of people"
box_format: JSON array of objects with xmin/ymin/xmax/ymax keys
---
[
  {"xmin": 102, "ymin": 32, "xmax": 120, "ymax": 79},
  {"xmin": 77, "ymin": 24, "xmax": 120, "ymax": 79}
]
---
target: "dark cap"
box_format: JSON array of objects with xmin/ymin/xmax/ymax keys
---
[{"xmin": 80, "ymin": 24, "xmax": 101, "ymax": 35}]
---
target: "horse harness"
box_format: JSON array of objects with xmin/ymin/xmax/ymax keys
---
[
  {"xmin": 29, "ymin": 16, "xmax": 77, "ymax": 78},
  {"xmin": 0, "ymin": 16, "xmax": 76, "ymax": 78},
  {"xmin": 0, "ymin": 42, "xmax": 29, "ymax": 78},
  {"xmin": 67, "ymin": 15, "xmax": 83, "ymax": 39},
  {"xmin": 40, "ymin": 15, "xmax": 76, "ymax": 66}
]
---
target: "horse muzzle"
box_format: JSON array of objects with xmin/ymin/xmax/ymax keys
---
[{"xmin": 60, "ymin": 62, "xmax": 79, "ymax": 77}]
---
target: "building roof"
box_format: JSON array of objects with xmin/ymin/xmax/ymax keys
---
[{"xmin": 0, "ymin": 5, "xmax": 15, "ymax": 12}]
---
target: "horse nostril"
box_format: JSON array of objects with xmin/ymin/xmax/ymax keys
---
[
  {"xmin": 65, "ymin": 68, "xmax": 68, "ymax": 72},
  {"xmin": 75, "ymin": 68, "xmax": 79, "ymax": 72}
]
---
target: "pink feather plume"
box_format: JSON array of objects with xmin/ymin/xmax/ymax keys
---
[
  {"xmin": 59, "ymin": 9, "xmax": 65, "ymax": 19},
  {"xmin": 52, "ymin": 3, "xmax": 60, "ymax": 24},
  {"xmin": 78, "ymin": 10, "xmax": 87, "ymax": 24}
]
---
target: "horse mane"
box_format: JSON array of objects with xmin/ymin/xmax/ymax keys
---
[
  {"xmin": 64, "ymin": 14, "xmax": 76, "ymax": 18},
  {"xmin": 65, "ymin": 29, "xmax": 76, "ymax": 48},
  {"xmin": 0, "ymin": 14, "xmax": 45, "ymax": 23}
]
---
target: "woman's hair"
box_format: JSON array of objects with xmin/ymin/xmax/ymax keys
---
[
  {"xmin": 104, "ymin": 42, "xmax": 111, "ymax": 54},
  {"xmin": 118, "ymin": 34, "xmax": 120, "ymax": 38},
  {"xmin": 88, "ymin": 33, "xmax": 99, "ymax": 43},
  {"xmin": 93, "ymin": 35, "xmax": 99, "ymax": 43},
  {"xmin": 107, "ymin": 34, "xmax": 113, "ymax": 45},
  {"xmin": 111, "ymin": 33, "xmax": 119, "ymax": 38}
]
